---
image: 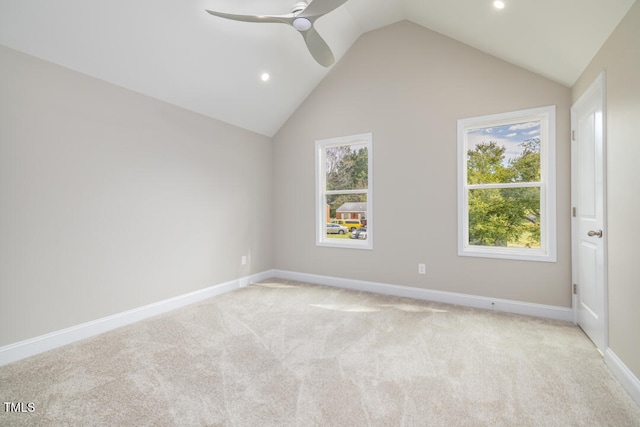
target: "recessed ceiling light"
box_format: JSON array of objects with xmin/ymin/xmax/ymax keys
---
[
  {"xmin": 261, "ymin": 73, "xmax": 270, "ymax": 82},
  {"xmin": 493, "ymin": 0, "xmax": 505, "ymax": 9}
]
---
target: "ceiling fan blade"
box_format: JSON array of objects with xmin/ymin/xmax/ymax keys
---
[
  {"xmin": 299, "ymin": 0, "xmax": 348, "ymax": 18},
  {"xmin": 205, "ymin": 9, "xmax": 294, "ymax": 25},
  {"xmin": 302, "ymin": 26, "xmax": 335, "ymax": 67}
]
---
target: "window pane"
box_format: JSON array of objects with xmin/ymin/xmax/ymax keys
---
[
  {"xmin": 325, "ymin": 145, "xmax": 368, "ymax": 191},
  {"xmin": 325, "ymin": 193, "xmax": 368, "ymax": 240},
  {"xmin": 468, "ymin": 187, "xmax": 540, "ymax": 248},
  {"xmin": 467, "ymin": 121, "xmax": 541, "ymax": 184},
  {"xmin": 317, "ymin": 133, "xmax": 372, "ymax": 249}
]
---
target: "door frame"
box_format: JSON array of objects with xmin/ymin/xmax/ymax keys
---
[{"xmin": 570, "ymin": 71, "xmax": 608, "ymax": 352}]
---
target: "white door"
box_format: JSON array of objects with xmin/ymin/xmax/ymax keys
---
[{"xmin": 571, "ymin": 72, "xmax": 607, "ymax": 352}]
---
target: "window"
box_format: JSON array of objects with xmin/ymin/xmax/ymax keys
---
[
  {"xmin": 457, "ymin": 106, "xmax": 556, "ymax": 262},
  {"xmin": 316, "ymin": 133, "xmax": 372, "ymax": 249}
]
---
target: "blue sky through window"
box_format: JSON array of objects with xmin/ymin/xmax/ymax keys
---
[{"xmin": 466, "ymin": 120, "xmax": 540, "ymax": 166}]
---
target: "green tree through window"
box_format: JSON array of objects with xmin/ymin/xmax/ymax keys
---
[
  {"xmin": 467, "ymin": 138, "xmax": 541, "ymax": 247},
  {"xmin": 326, "ymin": 145, "xmax": 368, "ymax": 218}
]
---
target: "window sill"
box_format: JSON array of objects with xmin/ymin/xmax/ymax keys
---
[
  {"xmin": 459, "ymin": 245, "xmax": 556, "ymax": 262},
  {"xmin": 317, "ymin": 239, "xmax": 373, "ymax": 250}
]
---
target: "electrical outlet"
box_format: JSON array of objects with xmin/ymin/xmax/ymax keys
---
[
  {"xmin": 418, "ymin": 263, "xmax": 426, "ymax": 275},
  {"xmin": 241, "ymin": 256, "xmax": 247, "ymax": 265}
]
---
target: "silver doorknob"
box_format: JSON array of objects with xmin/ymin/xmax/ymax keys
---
[{"xmin": 588, "ymin": 230, "xmax": 603, "ymax": 238}]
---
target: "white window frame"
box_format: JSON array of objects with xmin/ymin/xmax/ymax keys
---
[
  {"xmin": 457, "ymin": 106, "xmax": 556, "ymax": 262},
  {"xmin": 316, "ymin": 133, "xmax": 373, "ymax": 249}
]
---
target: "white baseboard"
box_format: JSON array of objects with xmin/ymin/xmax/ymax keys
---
[
  {"xmin": 605, "ymin": 348, "xmax": 640, "ymax": 406},
  {"xmin": 0, "ymin": 268, "xmax": 577, "ymax": 366},
  {"xmin": 0, "ymin": 270, "xmax": 274, "ymax": 366},
  {"xmin": 272, "ymin": 270, "xmax": 574, "ymax": 322}
]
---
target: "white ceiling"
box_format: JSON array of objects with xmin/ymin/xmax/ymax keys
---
[{"xmin": 0, "ymin": 0, "xmax": 635, "ymax": 136}]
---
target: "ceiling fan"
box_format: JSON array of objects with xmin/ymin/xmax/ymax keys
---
[{"xmin": 205, "ymin": 0, "xmax": 348, "ymax": 67}]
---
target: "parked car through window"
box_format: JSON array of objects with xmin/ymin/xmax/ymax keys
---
[{"xmin": 326, "ymin": 223, "xmax": 348, "ymax": 234}]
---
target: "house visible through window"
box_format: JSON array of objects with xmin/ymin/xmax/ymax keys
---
[
  {"xmin": 316, "ymin": 133, "xmax": 372, "ymax": 249},
  {"xmin": 457, "ymin": 106, "xmax": 556, "ymax": 262}
]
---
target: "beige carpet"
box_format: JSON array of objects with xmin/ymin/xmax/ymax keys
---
[{"xmin": 1, "ymin": 279, "xmax": 639, "ymax": 426}]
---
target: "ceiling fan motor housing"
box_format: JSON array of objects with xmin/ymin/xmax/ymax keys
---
[{"xmin": 291, "ymin": 1, "xmax": 309, "ymax": 14}]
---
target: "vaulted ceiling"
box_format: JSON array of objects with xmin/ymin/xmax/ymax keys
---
[{"xmin": 0, "ymin": 0, "xmax": 635, "ymax": 136}]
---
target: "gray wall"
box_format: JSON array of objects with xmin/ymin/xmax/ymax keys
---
[
  {"xmin": 0, "ymin": 46, "xmax": 273, "ymax": 347},
  {"xmin": 273, "ymin": 21, "xmax": 572, "ymax": 307},
  {"xmin": 572, "ymin": 1, "xmax": 640, "ymax": 381}
]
